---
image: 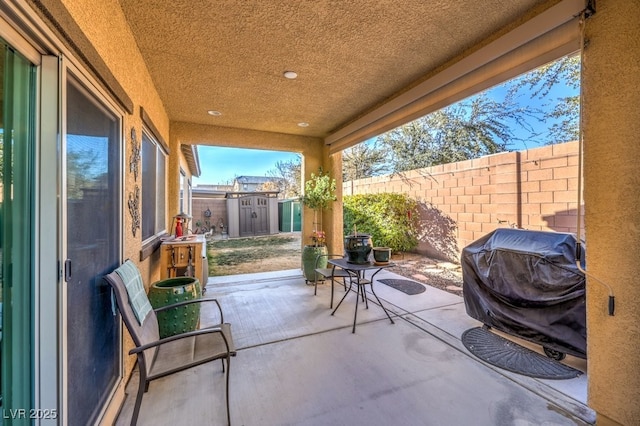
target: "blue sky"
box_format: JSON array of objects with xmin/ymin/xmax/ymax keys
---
[{"xmin": 194, "ymin": 146, "xmax": 300, "ymax": 186}]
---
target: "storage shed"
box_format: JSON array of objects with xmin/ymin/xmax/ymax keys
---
[
  {"xmin": 278, "ymin": 198, "xmax": 302, "ymax": 232},
  {"xmin": 226, "ymin": 191, "xmax": 280, "ymax": 238}
]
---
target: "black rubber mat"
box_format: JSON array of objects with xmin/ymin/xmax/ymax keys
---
[
  {"xmin": 461, "ymin": 327, "xmax": 583, "ymax": 380},
  {"xmin": 378, "ymin": 278, "xmax": 426, "ymax": 295}
]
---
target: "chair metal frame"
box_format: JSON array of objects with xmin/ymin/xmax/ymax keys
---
[
  {"xmin": 313, "ymin": 253, "xmax": 352, "ymax": 308},
  {"xmin": 104, "ymin": 268, "xmax": 236, "ymax": 425}
]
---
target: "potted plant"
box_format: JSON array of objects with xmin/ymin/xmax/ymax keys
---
[{"xmin": 301, "ymin": 168, "xmax": 336, "ymax": 283}]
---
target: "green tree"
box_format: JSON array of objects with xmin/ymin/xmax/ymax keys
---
[
  {"xmin": 266, "ymin": 155, "xmax": 302, "ymax": 198},
  {"xmin": 301, "ymin": 168, "xmax": 336, "ymax": 234},
  {"xmin": 378, "ymin": 54, "xmax": 580, "ymax": 172},
  {"xmin": 379, "ymin": 92, "xmax": 539, "ymax": 172},
  {"xmin": 342, "ymin": 140, "xmax": 388, "ymax": 181},
  {"xmin": 507, "ymin": 54, "xmax": 580, "ymax": 144}
]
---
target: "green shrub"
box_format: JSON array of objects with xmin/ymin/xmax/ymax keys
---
[{"xmin": 343, "ymin": 193, "xmax": 419, "ymax": 252}]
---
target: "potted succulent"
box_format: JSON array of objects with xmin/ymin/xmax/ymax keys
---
[{"xmin": 301, "ymin": 168, "xmax": 336, "ymax": 283}]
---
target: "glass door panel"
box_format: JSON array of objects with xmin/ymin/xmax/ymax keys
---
[
  {"xmin": 0, "ymin": 40, "xmax": 36, "ymax": 415},
  {"xmin": 64, "ymin": 76, "xmax": 120, "ymax": 425}
]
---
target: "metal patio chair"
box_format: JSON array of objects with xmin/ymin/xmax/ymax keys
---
[
  {"xmin": 104, "ymin": 260, "xmax": 236, "ymax": 425},
  {"xmin": 314, "ymin": 254, "xmax": 352, "ymax": 308}
]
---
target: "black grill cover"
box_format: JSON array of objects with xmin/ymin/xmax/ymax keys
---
[{"xmin": 461, "ymin": 229, "xmax": 586, "ymax": 358}]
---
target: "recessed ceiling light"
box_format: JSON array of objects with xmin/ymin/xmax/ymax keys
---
[
  {"xmin": 297, "ymin": 122, "xmax": 309, "ymax": 127},
  {"xmin": 207, "ymin": 110, "xmax": 222, "ymax": 116},
  {"xmin": 283, "ymin": 71, "xmax": 298, "ymax": 79}
]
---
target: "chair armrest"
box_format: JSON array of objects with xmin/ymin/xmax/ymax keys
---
[
  {"xmin": 129, "ymin": 324, "xmax": 235, "ymax": 355},
  {"xmin": 154, "ymin": 297, "xmax": 225, "ymax": 323}
]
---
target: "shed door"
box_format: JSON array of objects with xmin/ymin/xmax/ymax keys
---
[
  {"xmin": 254, "ymin": 197, "xmax": 269, "ymax": 235},
  {"xmin": 292, "ymin": 201, "xmax": 302, "ymax": 232},
  {"xmin": 239, "ymin": 195, "xmax": 269, "ymax": 236},
  {"xmin": 239, "ymin": 197, "xmax": 254, "ymax": 237}
]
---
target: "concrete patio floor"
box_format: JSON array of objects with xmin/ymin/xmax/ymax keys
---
[{"xmin": 115, "ymin": 268, "xmax": 594, "ymax": 425}]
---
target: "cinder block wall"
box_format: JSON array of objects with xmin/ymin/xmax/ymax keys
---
[
  {"xmin": 343, "ymin": 141, "xmax": 582, "ymax": 260},
  {"xmin": 192, "ymin": 198, "xmax": 228, "ymax": 234}
]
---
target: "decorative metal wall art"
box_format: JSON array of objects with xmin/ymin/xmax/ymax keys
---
[
  {"xmin": 128, "ymin": 126, "xmax": 142, "ymax": 237},
  {"xmin": 128, "ymin": 185, "xmax": 141, "ymax": 237},
  {"xmin": 129, "ymin": 127, "xmax": 141, "ymax": 181}
]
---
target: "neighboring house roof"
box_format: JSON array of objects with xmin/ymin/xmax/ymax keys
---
[
  {"xmin": 234, "ymin": 176, "xmax": 278, "ymax": 185},
  {"xmin": 226, "ymin": 191, "xmax": 280, "ymax": 199},
  {"xmin": 192, "ymin": 184, "xmax": 233, "ymax": 199},
  {"xmin": 195, "ymin": 184, "xmax": 234, "ymax": 191}
]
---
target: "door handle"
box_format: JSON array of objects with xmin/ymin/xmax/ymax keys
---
[{"xmin": 64, "ymin": 259, "xmax": 72, "ymax": 282}]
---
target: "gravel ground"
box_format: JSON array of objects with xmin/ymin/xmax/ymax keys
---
[{"xmin": 386, "ymin": 252, "xmax": 464, "ymax": 296}]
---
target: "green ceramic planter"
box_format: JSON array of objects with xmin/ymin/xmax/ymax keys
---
[
  {"xmin": 302, "ymin": 245, "xmax": 328, "ymax": 282},
  {"xmin": 148, "ymin": 277, "xmax": 201, "ymax": 338}
]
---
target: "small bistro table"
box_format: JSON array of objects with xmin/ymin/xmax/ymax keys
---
[{"xmin": 328, "ymin": 258, "xmax": 396, "ymax": 333}]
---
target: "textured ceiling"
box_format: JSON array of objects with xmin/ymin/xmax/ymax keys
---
[{"xmin": 117, "ymin": 0, "xmax": 552, "ymax": 139}]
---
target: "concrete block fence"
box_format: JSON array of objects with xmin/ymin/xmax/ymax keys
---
[
  {"xmin": 343, "ymin": 141, "xmax": 584, "ymax": 261},
  {"xmin": 191, "ymin": 198, "xmax": 228, "ymax": 234}
]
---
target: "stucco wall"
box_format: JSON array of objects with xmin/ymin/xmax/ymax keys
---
[
  {"xmin": 52, "ymin": 0, "xmax": 173, "ymax": 417},
  {"xmin": 344, "ymin": 141, "xmax": 582, "ymax": 260},
  {"xmin": 583, "ymin": 2, "xmax": 640, "ymax": 424},
  {"xmin": 56, "ymin": 0, "xmax": 170, "ymax": 274}
]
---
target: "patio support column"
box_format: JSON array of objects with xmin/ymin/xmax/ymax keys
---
[
  {"xmin": 582, "ymin": 2, "xmax": 640, "ymax": 425},
  {"xmin": 325, "ymin": 148, "xmax": 343, "ymax": 256}
]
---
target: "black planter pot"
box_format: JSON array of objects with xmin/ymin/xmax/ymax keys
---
[{"xmin": 344, "ymin": 233, "xmax": 372, "ymax": 264}]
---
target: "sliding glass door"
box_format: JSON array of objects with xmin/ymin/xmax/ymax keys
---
[
  {"xmin": 64, "ymin": 75, "xmax": 121, "ymax": 425},
  {"xmin": 0, "ymin": 39, "xmax": 36, "ymax": 415}
]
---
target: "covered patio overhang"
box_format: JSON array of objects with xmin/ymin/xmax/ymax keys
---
[
  {"xmin": 23, "ymin": 0, "xmax": 640, "ymax": 424},
  {"xmin": 164, "ymin": 0, "xmax": 586, "ymax": 257}
]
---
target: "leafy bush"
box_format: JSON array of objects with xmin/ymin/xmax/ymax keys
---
[{"xmin": 343, "ymin": 193, "xmax": 419, "ymax": 252}]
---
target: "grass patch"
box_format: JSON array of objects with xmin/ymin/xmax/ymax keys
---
[
  {"xmin": 208, "ymin": 236, "xmax": 296, "ymax": 249},
  {"xmin": 211, "ymin": 248, "xmax": 276, "ymax": 266},
  {"xmin": 207, "ymin": 235, "xmax": 300, "ymax": 276}
]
